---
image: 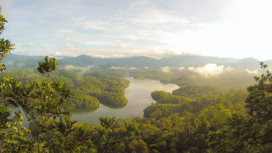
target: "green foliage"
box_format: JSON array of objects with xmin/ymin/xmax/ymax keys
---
[
  {"xmin": 0, "ymin": 8, "xmax": 32, "ymax": 152},
  {"xmin": 0, "ymin": 108, "xmax": 33, "ymax": 152},
  {"xmin": 128, "ymin": 139, "xmax": 149, "ymax": 153},
  {"xmin": 208, "ymin": 63, "xmax": 272, "ymax": 153},
  {"xmin": 0, "ymin": 57, "xmax": 98, "ymax": 152},
  {"xmin": 0, "ymin": 10, "xmax": 7, "ymax": 32},
  {"xmin": 0, "ymin": 7, "xmax": 14, "ymax": 71},
  {"xmin": 0, "ymin": 60, "xmax": 261, "ymax": 153},
  {"xmin": 33, "ymin": 115, "xmax": 96, "ymax": 153},
  {"xmin": 172, "ymin": 85, "xmax": 222, "ymax": 98},
  {"xmin": 37, "ymin": 56, "xmax": 59, "ymax": 76},
  {"xmin": 0, "ymin": 104, "xmax": 10, "ymax": 128},
  {"xmin": 0, "ymin": 77, "xmax": 37, "ymax": 115},
  {"xmin": 246, "ymin": 63, "xmax": 272, "ymax": 122},
  {"xmin": 143, "ymin": 84, "xmax": 249, "ymax": 152},
  {"xmin": 0, "ymin": 60, "xmax": 252, "ymax": 153},
  {"xmin": 130, "ymin": 68, "xmax": 255, "ymax": 88},
  {"xmin": 0, "ymin": 6, "xmax": 98, "ymax": 153},
  {"xmin": 69, "ymin": 90, "xmax": 99, "ymax": 111},
  {"xmin": 151, "ymin": 90, "xmax": 192, "ymax": 104},
  {"xmin": 0, "ymin": 69, "xmax": 130, "ymax": 110},
  {"xmin": 99, "ymin": 117, "xmax": 116, "ymax": 129},
  {"xmin": 1, "ymin": 6, "xmax": 269, "ymax": 151}
]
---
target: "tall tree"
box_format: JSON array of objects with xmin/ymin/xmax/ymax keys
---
[
  {"xmin": 0, "ymin": 6, "xmax": 33, "ymax": 152},
  {"xmin": 37, "ymin": 56, "xmax": 59, "ymax": 78},
  {"xmin": 0, "ymin": 7, "xmax": 14, "ymax": 71},
  {"xmin": 209, "ymin": 63, "xmax": 272, "ymax": 153}
]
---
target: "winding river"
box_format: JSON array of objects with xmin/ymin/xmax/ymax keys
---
[
  {"xmin": 71, "ymin": 77, "xmax": 179, "ymax": 124},
  {"xmin": 9, "ymin": 78, "xmax": 179, "ymax": 125}
]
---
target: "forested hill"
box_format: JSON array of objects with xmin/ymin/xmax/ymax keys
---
[{"xmin": 3, "ymin": 54, "xmax": 271, "ymax": 70}]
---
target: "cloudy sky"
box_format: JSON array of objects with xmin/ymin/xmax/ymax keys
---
[{"xmin": 1, "ymin": 0, "xmax": 272, "ymax": 60}]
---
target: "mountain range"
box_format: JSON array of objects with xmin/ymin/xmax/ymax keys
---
[{"xmin": 2, "ymin": 54, "xmax": 270, "ymax": 71}]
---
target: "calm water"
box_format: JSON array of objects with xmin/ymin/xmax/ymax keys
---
[
  {"xmin": 71, "ymin": 77, "xmax": 179, "ymax": 124},
  {"xmin": 9, "ymin": 78, "xmax": 179, "ymax": 125}
]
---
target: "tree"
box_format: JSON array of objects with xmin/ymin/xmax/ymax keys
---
[
  {"xmin": 209, "ymin": 63, "xmax": 272, "ymax": 153},
  {"xmin": 245, "ymin": 62, "xmax": 272, "ymax": 123},
  {"xmin": 0, "ymin": 110, "xmax": 33, "ymax": 152},
  {"xmin": 0, "ymin": 7, "xmax": 14, "ymax": 71},
  {"xmin": 0, "ymin": 6, "xmax": 33, "ymax": 152},
  {"xmin": 0, "ymin": 5, "xmax": 98, "ymax": 153},
  {"xmin": 128, "ymin": 139, "xmax": 148, "ymax": 153},
  {"xmin": 37, "ymin": 56, "xmax": 59, "ymax": 78}
]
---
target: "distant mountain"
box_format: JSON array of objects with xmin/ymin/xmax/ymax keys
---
[
  {"xmin": 93, "ymin": 56, "xmax": 160, "ymax": 67},
  {"xmin": 3, "ymin": 54, "xmax": 44, "ymax": 62},
  {"xmin": 231, "ymin": 57, "xmax": 260, "ymax": 70},
  {"xmin": 59, "ymin": 55, "xmax": 160, "ymax": 67},
  {"xmin": 264, "ymin": 60, "xmax": 272, "ymax": 67},
  {"xmin": 60, "ymin": 55, "xmax": 97, "ymax": 66},
  {"xmin": 2, "ymin": 54, "xmax": 44, "ymax": 71},
  {"xmin": 1, "ymin": 54, "xmax": 268, "ymax": 71},
  {"xmin": 59, "ymin": 54, "xmax": 241, "ymax": 68},
  {"xmin": 160, "ymin": 55, "xmax": 239, "ymax": 67}
]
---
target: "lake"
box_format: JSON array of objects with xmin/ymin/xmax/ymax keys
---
[
  {"xmin": 9, "ymin": 78, "xmax": 179, "ymax": 125},
  {"xmin": 71, "ymin": 77, "xmax": 179, "ymax": 124}
]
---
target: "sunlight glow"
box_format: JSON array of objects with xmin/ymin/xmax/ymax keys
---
[
  {"xmin": 188, "ymin": 64, "xmax": 226, "ymax": 77},
  {"xmin": 204, "ymin": 64, "xmax": 221, "ymax": 73},
  {"xmin": 161, "ymin": 0, "xmax": 272, "ymax": 60}
]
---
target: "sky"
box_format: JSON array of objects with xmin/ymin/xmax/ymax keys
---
[{"xmin": 1, "ymin": 0, "xmax": 272, "ymax": 60}]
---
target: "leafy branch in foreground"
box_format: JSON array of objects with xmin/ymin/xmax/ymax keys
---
[{"xmin": 0, "ymin": 7, "xmax": 14, "ymax": 71}]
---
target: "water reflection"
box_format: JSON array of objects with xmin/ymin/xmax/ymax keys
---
[{"xmin": 71, "ymin": 77, "xmax": 179, "ymax": 124}]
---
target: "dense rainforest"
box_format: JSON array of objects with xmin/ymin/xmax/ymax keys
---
[
  {"xmin": 2, "ymin": 6, "xmax": 272, "ymax": 153},
  {"xmin": 0, "ymin": 69, "xmax": 129, "ymax": 110}
]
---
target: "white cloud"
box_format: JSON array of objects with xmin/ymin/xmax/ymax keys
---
[
  {"xmin": 130, "ymin": 67, "xmax": 137, "ymax": 70},
  {"xmin": 188, "ymin": 64, "xmax": 226, "ymax": 77},
  {"xmin": 225, "ymin": 66, "xmax": 233, "ymax": 72},
  {"xmin": 62, "ymin": 36, "xmax": 73, "ymax": 41},
  {"xmin": 80, "ymin": 40, "xmax": 111, "ymax": 46},
  {"xmin": 130, "ymin": 8, "xmax": 191, "ymax": 27},
  {"xmin": 64, "ymin": 65, "xmax": 94, "ymax": 74},
  {"xmin": 110, "ymin": 66, "xmax": 124, "ymax": 70},
  {"xmin": 114, "ymin": 40, "xmax": 129, "ymax": 49},
  {"xmin": 23, "ymin": 42, "xmax": 36, "ymax": 48},
  {"xmin": 161, "ymin": 66, "xmax": 170, "ymax": 73},
  {"xmin": 1, "ymin": 0, "xmax": 13, "ymax": 8},
  {"xmin": 246, "ymin": 69, "xmax": 259, "ymax": 75},
  {"xmin": 64, "ymin": 43, "xmax": 75, "ymax": 49},
  {"xmin": 178, "ymin": 67, "xmax": 185, "ymax": 71},
  {"xmin": 7, "ymin": 0, "xmax": 272, "ymax": 60},
  {"xmin": 82, "ymin": 21, "xmax": 108, "ymax": 30}
]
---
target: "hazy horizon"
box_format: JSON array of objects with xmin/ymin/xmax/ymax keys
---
[
  {"xmin": 5, "ymin": 52, "xmax": 266, "ymax": 61},
  {"xmin": 1, "ymin": 0, "xmax": 272, "ymax": 60}
]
